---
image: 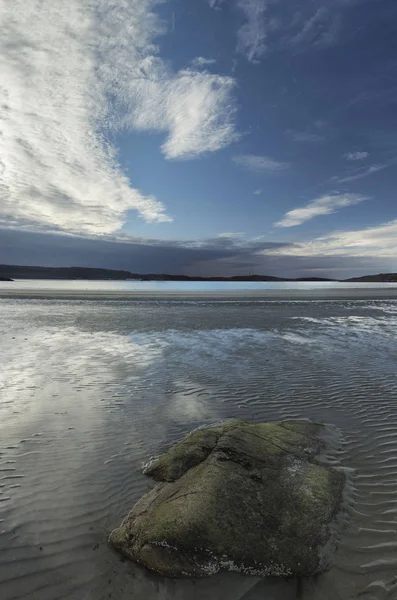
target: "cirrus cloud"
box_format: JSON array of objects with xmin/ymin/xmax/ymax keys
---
[
  {"xmin": 233, "ymin": 154, "xmax": 289, "ymax": 172},
  {"xmin": 274, "ymin": 193, "xmax": 367, "ymax": 228},
  {"xmin": 191, "ymin": 56, "xmax": 217, "ymax": 67},
  {"xmin": 236, "ymin": 0, "xmax": 268, "ymax": 63},
  {"xmin": 207, "ymin": 0, "xmax": 225, "ymax": 8},
  {"xmin": 265, "ymin": 218, "xmax": 397, "ymax": 259},
  {"xmin": 0, "ymin": 0, "xmax": 237, "ymax": 236},
  {"xmin": 344, "ymin": 151, "xmax": 369, "ymax": 161},
  {"xmin": 335, "ymin": 163, "xmax": 388, "ymax": 183}
]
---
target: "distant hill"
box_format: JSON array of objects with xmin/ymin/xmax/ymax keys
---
[
  {"xmin": 1, "ymin": 264, "xmax": 396, "ymax": 283},
  {"xmin": 0, "ymin": 265, "xmax": 136, "ymax": 280},
  {"xmin": 139, "ymin": 274, "xmax": 288, "ymax": 282},
  {"xmin": 0, "ymin": 264, "xmax": 336, "ymax": 281},
  {"xmin": 344, "ymin": 273, "xmax": 397, "ymax": 282}
]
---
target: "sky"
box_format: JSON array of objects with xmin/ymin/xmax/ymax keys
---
[{"xmin": 1, "ymin": 0, "xmax": 397, "ymax": 278}]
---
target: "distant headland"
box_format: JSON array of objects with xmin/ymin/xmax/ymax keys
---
[{"xmin": 0, "ymin": 264, "xmax": 396, "ymax": 283}]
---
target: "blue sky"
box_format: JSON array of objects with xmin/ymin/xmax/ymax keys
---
[{"xmin": 1, "ymin": 0, "xmax": 397, "ymax": 277}]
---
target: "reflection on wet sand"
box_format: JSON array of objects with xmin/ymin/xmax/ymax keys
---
[{"xmin": 1, "ymin": 298, "xmax": 397, "ymax": 599}]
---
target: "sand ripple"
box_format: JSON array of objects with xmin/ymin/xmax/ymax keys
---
[{"xmin": 1, "ymin": 298, "xmax": 397, "ymax": 599}]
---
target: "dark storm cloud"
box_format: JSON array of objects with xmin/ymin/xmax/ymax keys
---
[
  {"xmin": 192, "ymin": 252, "xmax": 396, "ymax": 280},
  {"xmin": 1, "ymin": 229, "xmax": 394, "ymax": 278},
  {"xmin": 0, "ymin": 229, "xmax": 288, "ymax": 275}
]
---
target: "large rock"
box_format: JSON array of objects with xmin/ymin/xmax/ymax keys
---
[{"xmin": 109, "ymin": 420, "xmax": 345, "ymax": 578}]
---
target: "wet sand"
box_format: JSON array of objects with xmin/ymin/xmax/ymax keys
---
[
  {"xmin": 1, "ymin": 298, "xmax": 397, "ymax": 599},
  {"xmin": 2, "ymin": 286, "xmax": 397, "ymax": 301}
]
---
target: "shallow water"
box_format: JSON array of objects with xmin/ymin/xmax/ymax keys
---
[
  {"xmin": 3, "ymin": 279, "xmax": 397, "ymax": 292},
  {"xmin": 1, "ymin": 298, "xmax": 397, "ymax": 599}
]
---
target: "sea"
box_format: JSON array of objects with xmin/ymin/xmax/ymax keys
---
[{"xmin": 1, "ymin": 280, "xmax": 397, "ymax": 600}]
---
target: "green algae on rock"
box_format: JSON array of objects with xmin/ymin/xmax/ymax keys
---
[{"xmin": 109, "ymin": 420, "xmax": 345, "ymax": 578}]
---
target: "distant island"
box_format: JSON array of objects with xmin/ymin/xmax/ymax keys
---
[
  {"xmin": 0, "ymin": 264, "xmax": 396, "ymax": 283},
  {"xmin": 344, "ymin": 273, "xmax": 397, "ymax": 282},
  {"xmin": 0, "ymin": 265, "xmax": 333, "ymax": 282}
]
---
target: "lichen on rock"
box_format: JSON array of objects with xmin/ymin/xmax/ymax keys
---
[{"xmin": 109, "ymin": 420, "xmax": 345, "ymax": 579}]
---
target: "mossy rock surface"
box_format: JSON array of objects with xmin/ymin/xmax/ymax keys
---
[{"xmin": 109, "ymin": 420, "xmax": 344, "ymax": 578}]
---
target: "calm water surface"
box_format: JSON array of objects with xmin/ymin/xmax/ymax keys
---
[
  {"xmin": 1, "ymin": 295, "xmax": 397, "ymax": 599},
  {"xmin": 3, "ymin": 279, "xmax": 397, "ymax": 292}
]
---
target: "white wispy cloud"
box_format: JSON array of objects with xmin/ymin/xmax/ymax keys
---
[
  {"xmin": 233, "ymin": 154, "xmax": 289, "ymax": 172},
  {"xmin": 253, "ymin": 189, "xmax": 262, "ymax": 195},
  {"xmin": 344, "ymin": 151, "xmax": 369, "ymax": 161},
  {"xmin": 218, "ymin": 232, "xmax": 245, "ymax": 238},
  {"xmin": 289, "ymin": 7, "xmax": 341, "ymax": 49},
  {"xmin": 290, "ymin": 8, "xmax": 326, "ymax": 46},
  {"xmin": 236, "ymin": 0, "xmax": 268, "ymax": 63},
  {"xmin": 191, "ymin": 57, "xmax": 217, "ymax": 67},
  {"xmin": 274, "ymin": 193, "xmax": 367, "ymax": 228},
  {"xmin": 265, "ymin": 218, "xmax": 397, "ymax": 258},
  {"xmin": 234, "ymin": 0, "xmax": 354, "ymax": 60},
  {"xmin": 208, "ymin": 0, "xmax": 224, "ymax": 8},
  {"xmin": 134, "ymin": 69, "xmax": 237, "ymax": 160},
  {"xmin": 0, "ymin": 0, "xmax": 237, "ymax": 235},
  {"xmin": 336, "ymin": 164, "xmax": 388, "ymax": 183}
]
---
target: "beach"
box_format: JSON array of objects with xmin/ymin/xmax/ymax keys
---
[
  {"xmin": 1, "ymin": 287, "xmax": 397, "ymax": 599},
  {"xmin": 2, "ymin": 279, "xmax": 397, "ymax": 301}
]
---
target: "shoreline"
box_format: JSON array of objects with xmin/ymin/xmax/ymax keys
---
[{"xmin": 2, "ymin": 287, "xmax": 397, "ymax": 301}]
